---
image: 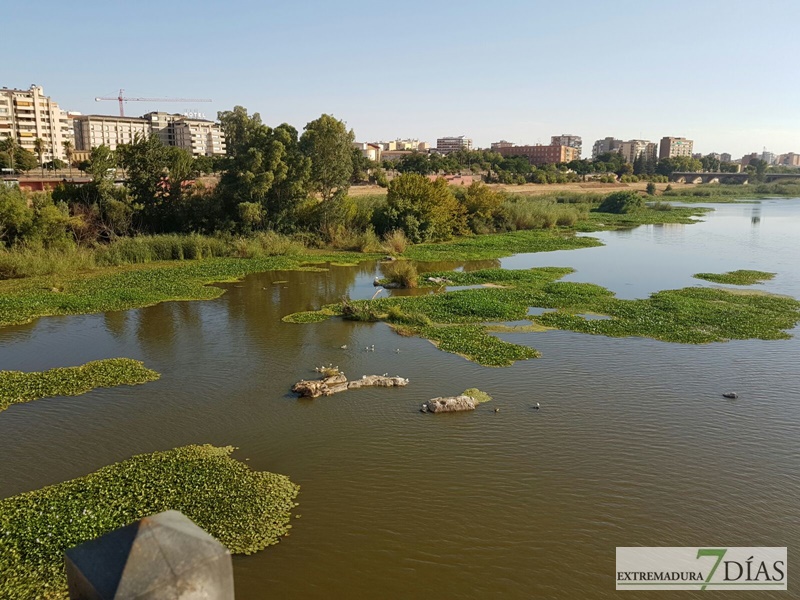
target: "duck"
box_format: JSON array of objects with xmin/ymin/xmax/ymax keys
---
[{"xmin": 533, "ymin": 402, "xmax": 540, "ymax": 410}]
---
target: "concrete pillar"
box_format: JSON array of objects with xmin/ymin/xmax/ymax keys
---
[{"xmin": 65, "ymin": 510, "xmax": 234, "ymax": 599}]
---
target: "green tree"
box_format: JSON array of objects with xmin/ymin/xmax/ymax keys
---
[
  {"xmin": 86, "ymin": 145, "xmax": 116, "ymax": 186},
  {"xmin": 598, "ymin": 191, "xmax": 644, "ymax": 214},
  {"xmin": 700, "ymin": 154, "xmax": 720, "ymax": 172},
  {"xmin": 33, "ymin": 138, "xmax": 46, "ymax": 177},
  {"xmin": 217, "ymin": 108, "xmax": 311, "ymax": 232},
  {"xmin": 300, "ymin": 114, "xmax": 355, "ymax": 202},
  {"xmin": 63, "ymin": 140, "xmax": 74, "ymax": 179},
  {"xmin": 646, "ymin": 182, "xmax": 657, "ymax": 195},
  {"xmin": 0, "ymin": 137, "xmax": 18, "ymax": 172},
  {"xmin": 396, "ymin": 151, "xmax": 433, "ymax": 175},
  {"xmin": 747, "ymin": 158, "xmax": 768, "ymax": 182},
  {"xmin": 384, "ymin": 174, "xmax": 466, "ymax": 242},
  {"xmin": 632, "ymin": 153, "xmax": 646, "ymax": 176}
]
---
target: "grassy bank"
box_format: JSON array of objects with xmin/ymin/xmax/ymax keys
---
[
  {"xmin": 0, "ymin": 230, "xmax": 602, "ymax": 328},
  {"xmin": 284, "ymin": 267, "xmax": 800, "ymax": 367},
  {"xmin": 662, "ymin": 182, "xmax": 800, "ymax": 202},
  {"xmin": 694, "ymin": 270, "xmax": 776, "ymax": 285},
  {"xmin": 0, "ymin": 444, "xmax": 299, "ymax": 600},
  {"xmin": 0, "ymin": 358, "xmax": 159, "ymax": 413}
]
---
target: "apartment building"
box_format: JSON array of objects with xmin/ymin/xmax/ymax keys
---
[
  {"xmin": 620, "ymin": 140, "xmax": 657, "ymax": 165},
  {"xmin": 720, "ymin": 153, "xmax": 732, "ymax": 163},
  {"xmin": 494, "ymin": 144, "xmax": 579, "ymax": 165},
  {"xmin": 436, "ymin": 136, "xmax": 472, "ymax": 154},
  {"xmin": 0, "ymin": 85, "xmax": 73, "ymax": 161},
  {"xmin": 490, "ymin": 140, "xmax": 514, "ymax": 150},
  {"xmin": 353, "ymin": 142, "xmax": 382, "ymax": 162},
  {"xmin": 73, "ymin": 115, "xmax": 150, "ymax": 151},
  {"xmin": 73, "ymin": 112, "xmax": 226, "ymax": 157},
  {"xmin": 659, "ymin": 136, "xmax": 694, "ymax": 159},
  {"xmin": 778, "ymin": 153, "xmax": 800, "ymax": 167},
  {"xmin": 591, "ymin": 137, "xmax": 623, "ymax": 159},
  {"xmin": 550, "ymin": 134, "xmax": 582, "ymax": 157}
]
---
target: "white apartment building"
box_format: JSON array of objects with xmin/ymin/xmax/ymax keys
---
[
  {"xmin": 592, "ymin": 137, "xmax": 623, "ymax": 159},
  {"xmin": 73, "ymin": 115, "xmax": 150, "ymax": 151},
  {"xmin": 620, "ymin": 140, "xmax": 657, "ymax": 164},
  {"xmin": 550, "ymin": 134, "xmax": 582, "ymax": 157},
  {"xmin": 73, "ymin": 112, "xmax": 226, "ymax": 157},
  {"xmin": 436, "ymin": 136, "xmax": 472, "ymax": 154},
  {"xmin": 0, "ymin": 85, "xmax": 73, "ymax": 161}
]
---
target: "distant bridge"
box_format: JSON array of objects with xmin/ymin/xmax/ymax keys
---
[{"xmin": 670, "ymin": 172, "xmax": 800, "ymax": 184}]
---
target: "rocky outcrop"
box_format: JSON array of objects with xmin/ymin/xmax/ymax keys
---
[
  {"xmin": 421, "ymin": 395, "xmax": 477, "ymax": 413},
  {"xmin": 292, "ymin": 374, "xmax": 409, "ymax": 398}
]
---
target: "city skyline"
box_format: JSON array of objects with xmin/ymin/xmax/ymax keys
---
[{"xmin": 3, "ymin": 0, "xmax": 799, "ymax": 158}]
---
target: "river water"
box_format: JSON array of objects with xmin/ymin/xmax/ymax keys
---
[{"xmin": 0, "ymin": 200, "xmax": 798, "ymax": 599}]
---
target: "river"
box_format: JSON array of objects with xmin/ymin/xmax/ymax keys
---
[{"xmin": 1, "ymin": 199, "xmax": 798, "ymax": 599}]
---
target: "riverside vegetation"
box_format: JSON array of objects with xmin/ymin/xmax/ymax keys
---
[
  {"xmin": 0, "ymin": 445, "xmax": 299, "ymax": 600},
  {"xmin": 284, "ymin": 267, "xmax": 800, "ymax": 367},
  {"xmin": 693, "ymin": 270, "xmax": 776, "ymax": 285},
  {"xmin": 0, "ymin": 358, "xmax": 159, "ymax": 413}
]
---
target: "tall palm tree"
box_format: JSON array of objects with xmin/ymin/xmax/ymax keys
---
[
  {"xmin": 63, "ymin": 140, "xmax": 74, "ymax": 179},
  {"xmin": 33, "ymin": 137, "xmax": 45, "ymax": 178},
  {"xmin": 0, "ymin": 136, "xmax": 16, "ymax": 173}
]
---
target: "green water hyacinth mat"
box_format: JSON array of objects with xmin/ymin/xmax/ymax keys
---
[
  {"xmin": 693, "ymin": 270, "xmax": 776, "ymax": 286},
  {"xmin": 284, "ymin": 267, "xmax": 800, "ymax": 367},
  {"xmin": 0, "ymin": 358, "xmax": 160, "ymax": 413},
  {"xmin": 0, "ymin": 445, "xmax": 300, "ymax": 600}
]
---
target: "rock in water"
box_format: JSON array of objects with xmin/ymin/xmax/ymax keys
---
[
  {"xmin": 292, "ymin": 374, "xmax": 408, "ymax": 398},
  {"xmin": 722, "ymin": 391, "xmax": 739, "ymax": 399},
  {"xmin": 425, "ymin": 395, "xmax": 477, "ymax": 413}
]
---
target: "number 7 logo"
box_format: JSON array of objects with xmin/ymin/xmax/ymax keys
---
[{"xmin": 696, "ymin": 548, "xmax": 728, "ymax": 590}]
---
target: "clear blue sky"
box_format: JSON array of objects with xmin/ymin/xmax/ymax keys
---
[{"xmin": 3, "ymin": 0, "xmax": 799, "ymax": 158}]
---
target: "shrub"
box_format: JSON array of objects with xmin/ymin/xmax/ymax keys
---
[
  {"xmin": 646, "ymin": 182, "xmax": 657, "ymax": 196},
  {"xmin": 382, "ymin": 229, "xmax": 409, "ymax": 254},
  {"xmin": 384, "ymin": 174, "xmax": 467, "ymax": 242},
  {"xmin": 381, "ymin": 260, "xmax": 418, "ymax": 288},
  {"xmin": 597, "ymin": 191, "xmax": 644, "ymax": 214}
]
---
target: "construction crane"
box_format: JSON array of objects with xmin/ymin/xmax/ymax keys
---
[{"xmin": 94, "ymin": 89, "xmax": 212, "ymax": 117}]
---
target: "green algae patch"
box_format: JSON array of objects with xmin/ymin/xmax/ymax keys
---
[
  {"xmin": 285, "ymin": 266, "xmax": 800, "ymax": 366},
  {"xmin": 0, "ymin": 444, "xmax": 299, "ymax": 600},
  {"xmin": 281, "ymin": 308, "xmax": 337, "ymax": 324},
  {"xmin": 694, "ymin": 270, "xmax": 776, "ymax": 285},
  {"xmin": 463, "ymin": 388, "xmax": 492, "ymax": 404},
  {"xmin": 0, "ymin": 358, "xmax": 159, "ymax": 413},
  {"xmin": 420, "ymin": 324, "xmax": 540, "ymax": 366}
]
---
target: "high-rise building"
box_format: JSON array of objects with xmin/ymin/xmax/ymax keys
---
[
  {"xmin": 73, "ymin": 115, "xmax": 150, "ymax": 152},
  {"xmin": 491, "ymin": 140, "xmax": 514, "ymax": 150},
  {"xmin": 74, "ymin": 112, "xmax": 226, "ymax": 157},
  {"xmin": 778, "ymin": 153, "xmax": 800, "ymax": 167},
  {"xmin": 659, "ymin": 136, "xmax": 694, "ymax": 159},
  {"xmin": 761, "ymin": 151, "xmax": 776, "ymax": 165},
  {"xmin": 494, "ymin": 144, "xmax": 579, "ymax": 165},
  {"xmin": 720, "ymin": 153, "xmax": 732, "ymax": 163},
  {"xmin": 620, "ymin": 140, "xmax": 657, "ymax": 165},
  {"xmin": 436, "ymin": 136, "xmax": 472, "ymax": 154},
  {"xmin": 591, "ymin": 137, "xmax": 623, "ymax": 159},
  {"xmin": 0, "ymin": 84, "xmax": 73, "ymax": 161},
  {"xmin": 550, "ymin": 134, "xmax": 582, "ymax": 158}
]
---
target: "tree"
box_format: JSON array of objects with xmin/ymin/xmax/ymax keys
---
[
  {"xmin": 384, "ymin": 174, "xmax": 466, "ymax": 242},
  {"xmin": 396, "ymin": 151, "xmax": 433, "ymax": 175},
  {"xmin": 217, "ymin": 108, "xmax": 311, "ymax": 232},
  {"xmin": 33, "ymin": 138, "xmax": 46, "ymax": 177},
  {"xmin": 598, "ymin": 191, "xmax": 644, "ymax": 214},
  {"xmin": 646, "ymin": 182, "xmax": 656, "ymax": 196},
  {"xmin": 632, "ymin": 153, "xmax": 646, "ymax": 176},
  {"xmin": 299, "ymin": 114, "xmax": 354, "ymax": 202},
  {"xmin": 747, "ymin": 158, "xmax": 768, "ymax": 182},
  {"xmin": 700, "ymin": 154, "xmax": 720, "ymax": 172},
  {"xmin": 0, "ymin": 137, "xmax": 17, "ymax": 172},
  {"xmin": 86, "ymin": 145, "xmax": 116, "ymax": 186},
  {"xmin": 63, "ymin": 140, "xmax": 74, "ymax": 179}
]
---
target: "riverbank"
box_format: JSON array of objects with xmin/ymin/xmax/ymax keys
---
[{"xmin": 0, "ymin": 206, "xmax": 709, "ymax": 328}]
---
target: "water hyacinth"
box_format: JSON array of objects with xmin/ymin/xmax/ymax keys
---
[
  {"xmin": 284, "ymin": 267, "xmax": 800, "ymax": 367},
  {"xmin": 0, "ymin": 445, "xmax": 300, "ymax": 600},
  {"xmin": 0, "ymin": 358, "xmax": 160, "ymax": 413},
  {"xmin": 693, "ymin": 270, "xmax": 776, "ymax": 286}
]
